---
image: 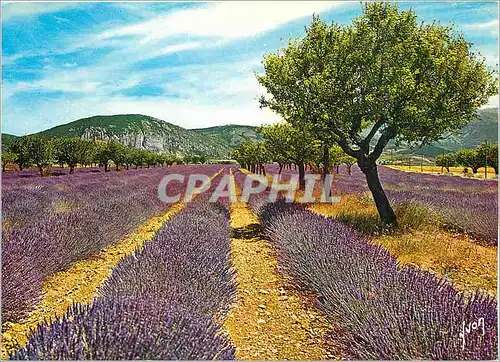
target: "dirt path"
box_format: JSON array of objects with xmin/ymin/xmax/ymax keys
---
[
  {"xmin": 2, "ymin": 169, "xmax": 223, "ymax": 358},
  {"xmin": 224, "ymin": 170, "xmax": 336, "ymax": 360}
]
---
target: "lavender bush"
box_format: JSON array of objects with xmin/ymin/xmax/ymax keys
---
[
  {"xmin": 11, "ymin": 193, "xmax": 236, "ymax": 360},
  {"xmin": 11, "ymin": 297, "xmax": 234, "ymax": 360},
  {"xmin": 99, "ymin": 199, "xmax": 236, "ymax": 319},
  {"xmin": 252, "ymin": 200, "xmax": 498, "ymax": 360}
]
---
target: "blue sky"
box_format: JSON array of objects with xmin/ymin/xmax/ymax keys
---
[{"xmin": 2, "ymin": 1, "xmax": 498, "ymax": 136}]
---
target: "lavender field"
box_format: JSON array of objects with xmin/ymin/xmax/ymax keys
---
[
  {"xmin": 1, "ymin": 164, "xmax": 498, "ymax": 360},
  {"xmin": 266, "ymin": 164, "xmax": 498, "ymax": 245},
  {"xmin": 2, "ymin": 165, "xmax": 222, "ymax": 323}
]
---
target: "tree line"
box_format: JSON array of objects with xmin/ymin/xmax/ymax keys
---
[
  {"xmin": 232, "ymin": 122, "xmax": 356, "ymax": 187},
  {"xmin": 1, "ymin": 136, "xmax": 207, "ymax": 176},
  {"xmin": 435, "ymin": 142, "xmax": 498, "ymax": 174},
  {"xmin": 239, "ymin": 2, "xmax": 496, "ymax": 225}
]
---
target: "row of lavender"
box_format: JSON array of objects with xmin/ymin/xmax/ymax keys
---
[
  {"xmin": 265, "ymin": 164, "xmax": 498, "ymax": 244},
  {"xmin": 2, "ymin": 165, "xmax": 223, "ymax": 323},
  {"xmin": 11, "ymin": 183, "xmax": 237, "ymax": 359},
  {"xmin": 248, "ymin": 195, "xmax": 497, "ymax": 360}
]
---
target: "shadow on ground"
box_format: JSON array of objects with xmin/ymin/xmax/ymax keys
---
[{"xmin": 232, "ymin": 223, "xmax": 262, "ymax": 239}]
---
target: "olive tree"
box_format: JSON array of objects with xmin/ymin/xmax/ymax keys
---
[
  {"xmin": 25, "ymin": 136, "xmax": 53, "ymax": 176},
  {"xmin": 455, "ymin": 148, "xmax": 483, "ymax": 174},
  {"xmin": 257, "ymin": 3, "xmax": 496, "ymax": 225},
  {"xmin": 259, "ymin": 122, "xmax": 319, "ymax": 189},
  {"xmin": 435, "ymin": 153, "xmax": 457, "ymax": 173},
  {"xmin": 53, "ymin": 138, "xmax": 93, "ymax": 174},
  {"xmin": 8, "ymin": 138, "xmax": 31, "ymax": 171},
  {"xmin": 476, "ymin": 142, "xmax": 498, "ymax": 175},
  {"xmin": 1, "ymin": 151, "xmax": 17, "ymax": 172}
]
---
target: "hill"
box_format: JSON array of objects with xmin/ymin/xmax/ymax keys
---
[
  {"xmin": 1, "ymin": 133, "xmax": 19, "ymax": 148},
  {"xmin": 385, "ymin": 108, "xmax": 498, "ymax": 157},
  {"xmin": 192, "ymin": 124, "xmax": 261, "ymax": 147},
  {"xmin": 35, "ymin": 114, "xmax": 233, "ymax": 158}
]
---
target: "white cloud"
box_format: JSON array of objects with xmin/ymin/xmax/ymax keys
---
[
  {"xmin": 2, "ymin": 55, "xmax": 277, "ymax": 134},
  {"xmin": 467, "ymin": 19, "xmax": 499, "ymax": 36},
  {"xmin": 98, "ymin": 1, "xmax": 344, "ymax": 42},
  {"xmin": 480, "ymin": 94, "xmax": 499, "ymax": 109},
  {"xmin": 1, "ymin": 2, "xmax": 77, "ymax": 21}
]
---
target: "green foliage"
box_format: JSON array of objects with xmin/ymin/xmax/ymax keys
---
[
  {"xmin": 107, "ymin": 141, "xmax": 128, "ymax": 170},
  {"xmin": 184, "ymin": 154, "xmax": 207, "ymax": 164},
  {"xmin": 258, "ymin": 122, "xmax": 319, "ymax": 167},
  {"xmin": 454, "ymin": 148, "xmax": 483, "ymax": 173},
  {"xmin": 1, "ymin": 151, "xmax": 17, "ymax": 171},
  {"xmin": 53, "ymin": 138, "xmax": 94, "ymax": 173},
  {"xmin": 8, "ymin": 137, "xmax": 31, "ymax": 171},
  {"xmin": 232, "ymin": 140, "xmax": 269, "ymax": 174},
  {"xmin": 476, "ymin": 141, "xmax": 498, "ymax": 174},
  {"xmin": 24, "ymin": 136, "xmax": 53, "ymax": 176},
  {"xmin": 435, "ymin": 153, "xmax": 457, "ymax": 172}
]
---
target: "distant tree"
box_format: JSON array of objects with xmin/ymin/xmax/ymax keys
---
[
  {"xmin": 53, "ymin": 138, "xmax": 93, "ymax": 174},
  {"xmin": 8, "ymin": 138, "xmax": 31, "ymax": 171},
  {"xmin": 435, "ymin": 153, "xmax": 457, "ymax": 173},
  {"xmin": 232, "ymin": 140, "xmax": 269, "ymax": 176},
  {"xmin": 476, "ymin": 142, "xmax": 498, "ymax": 175},
  {"xmin": 257, "ymin": 3, "xmax": 497, "ymax": 224},
  {"xmin": 24, "ymin": 136, "xmax": 53, "ymax": 176},
  {"xmin": 1, "ymin": 151, "xmax": 17, "ymax": 172},
  {"xmin": 94, "ymin": 141, "xmax": 111, "ymax": 172},
  {"xmin": 329, "ymin": 146, "xmax": 346, "ymax": 174},
  {"xmin": 343, "ymin": 154, "xmax": 357, "ymax": 175},
  {"xmin": 156, "ymin": 154, "xmax": 167, "ymax": 167},
  {"xmin": 259, "ymin": 122, "xmax": 318, "ymax": 188},
  {"xmin": 120, "ymin": 147, "xmax": 134, "ymax": 170},
  {"xmin": 129, "ymin": 148, "xmax": 144, "ymax": 169},
  {"xmin": 145, "ymin": 152, "xmax": 157, "ymax": 168},
  {"xmin": 455, "ymin": 149, "xmax": 482, "ymax": 173},
  {"xmin": 107, "ymin": 141, "xmax": 127, "ymax": 171},
  {"xmin": 258, "ymin": 124, "xmax": 292, "ymax": 174}
]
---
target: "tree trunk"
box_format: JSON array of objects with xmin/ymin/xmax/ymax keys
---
[
  {"xmin": 2, "ymin": 164, "xmax": 5, "ymax": 172},
  {"xmin": 278, "ymin": 163, "xmax": 283, "ymax": 174},
  {"xmin": 69, "ymin": 165, "xmax": 75, "ymax": 174},
  {"xmin": 104, "ymin": 163, "xmax": 109, "ymax": 172},
  {"xmin": 336, "ymin": 165, "xmax": 339, "ymax": 174},
  {"xmin": 360, "ymin": 160, "xmax": 397, "ymax": 226},
  {"xmin": 298, "ymin": 161, "xmax": 305, "ymax": 190},
  {"xmin": 322, "ymin": 144, "xmax": 330, "ymax": 180},
  {"xmin": 347, "ymin": 165, "xmax": 352, "ymax": 175},
  {"xmin": 472, "ymin": 167, "xmax": 478, "ymax": 174},
  {"xmin": 19, "ymin": 164, "xmax": 23, "ymax": 171},
  {"xmin": 38, "ymin": 165, "xmax": 43, "ymax": 177}
]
